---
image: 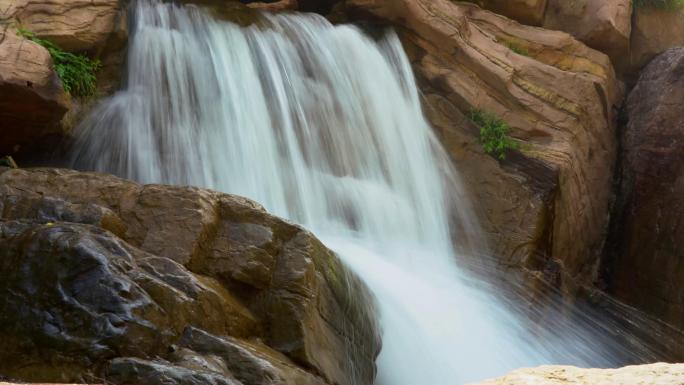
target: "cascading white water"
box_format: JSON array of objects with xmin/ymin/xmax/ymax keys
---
[{"xmin": 71, "ymin": 1, "xmax": 654, "ymax": 383}]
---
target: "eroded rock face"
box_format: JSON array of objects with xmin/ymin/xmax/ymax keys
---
[
  {"xmin": 467, "ymin": 363, "xmax": 684, "ymax": 385},
  {"xmin": 474, "ymin": 0, "xmax": 633, "ymax": 70},
  {"xmin": 3, "ymin": 0, "xmax": 126, "ymax": 53},
  {"xmin": 0, "ymin": 30, "xmax": 69, "ymax": 154},
  {"xmin": 347, "ymin": 0, "xmax": 622, "ymax": 295},
  {"xmin": 543, "ymin": 0, "xmax": 632, "ymax": 70},
  {"xmin": 0, "ymin": 167, "xmax": 379, "ymax": 385},
  {"xmin": 606, "ymin": 48, "xmax": 684, "ymax": 331}
]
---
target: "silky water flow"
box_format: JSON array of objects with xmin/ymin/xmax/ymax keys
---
[{"xmin": 71, "ymin": 1, "xmax": 661, "ymax": 383}]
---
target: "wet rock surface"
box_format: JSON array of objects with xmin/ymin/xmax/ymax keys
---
[
  {"xmin": 0, "ymin": 167, "xmax": 380, "ymax": 385},
  {"xmin": 107, "ymin": 358, "xmax": 241, "ymax": 385}
]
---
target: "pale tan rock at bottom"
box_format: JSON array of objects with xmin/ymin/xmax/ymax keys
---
[{"xmin": 467, "ymin": 363, "xmax": 684, "ymax": 385}]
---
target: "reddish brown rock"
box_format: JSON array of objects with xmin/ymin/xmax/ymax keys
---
[
  {"xmin": 5, "ymin": 0, "xmax": 126, "ymax": 53},
  {"xmin": 475, "ymin": 0, "xmax": 547, "ymax": 25},
  {"xmin": 466, "ymin": 0, "xmax": 634, "ymax": 73},
  {"xmin": 348, "ymin": 0, "xmax": 621, "ymax": 296},
  {"xmin": 606, "ymin": 48, "xmax": 684, "ymax": 331},
  {"xmin": 629, "ymin": 6, "xmax": 684, "ymax": 75},
  {"xmin": 0, "ymin": 30, "xmax": 69, "ymax": 154},
  {"xmin": 543, "ymin": 0, "xmax": 632, "ymax": 70},
  {"xmin": 246, "ymin": 0, "xmax": 298, "ymax": 12},
  {"xmin": 0, "ymin": 0, "xmax": 128, "ymax": 158}
]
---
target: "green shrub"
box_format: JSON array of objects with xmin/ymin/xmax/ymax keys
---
[
  {"xmin": 469, "ymin": 108, "xmax": 519, "ymax": 160},
  {"xmin": 633, "ymin": 0, "xmax": 684, "ymax": 9},
  {"xmin": 17, "ymin": 28, "xmax": 101, "ymax": 97},
  {"xmin": 496, "ymin": 38, "xmax": 530, "ymax": 57},
  {"xmin": 506, "ymin": 42, "xmax": 529, "ymax": 57}
]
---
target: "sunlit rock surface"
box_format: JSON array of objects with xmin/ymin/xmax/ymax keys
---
[
  {"xmin": 1, "ymin": 0, "xmax": 126, "ymax": 52},
  {"xmin": 467, "ymin": 363, "xmax": 684, "ymax": 385},
  {"xmin": 0, "ymin": 167, "xmax": 379, "ymax": 385},
  {"xmin": 472, "ymin": 0, "xmax": 632, "ymax": 69}
]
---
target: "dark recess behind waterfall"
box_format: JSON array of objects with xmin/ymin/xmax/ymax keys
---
[{"xmin": 240, "ymin": 0, "xmax": 338, "ymax": 13}]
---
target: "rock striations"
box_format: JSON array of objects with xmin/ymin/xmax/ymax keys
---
[{"xmin": 347, "ymin": 0, "xmax": 622, "ymax": 297}]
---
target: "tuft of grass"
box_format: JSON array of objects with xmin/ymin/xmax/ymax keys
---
[
  {"xmin": 505, "ymin": 41, "xmax": 529, "ymax": 56},
  {"xmin": 17, "ymin": 28, "xmax": 101, "ymax": 97},
  {"xmin": 495, "ymin": 37, "xmax": 530, "ymax": 57},
  {"xmin": 633, "ymin": 0, "xmax": 684, "ymax": 9},
  {"xmin": 469, "ymin": 108, "xmax": 519, "ymax": 160}
]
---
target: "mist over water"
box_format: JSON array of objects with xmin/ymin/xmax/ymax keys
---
[{"xmin": 71, "ymin": 1, "xmax": 661, "ymax": 383}]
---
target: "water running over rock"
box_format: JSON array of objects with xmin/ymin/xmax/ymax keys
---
[{"xmin": 71, "ymin": 1, "xmax": 655, "ymax": 383}]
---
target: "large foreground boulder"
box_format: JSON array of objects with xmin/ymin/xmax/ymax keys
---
[
  {"xmin": 347, "ymin": 0, "xmax": 622, "ymax": 296},
  {"xmin": 467, "ymin": 363, "xmax": 684, "ymax": 385},
  {"xmin": 605, "ymin": 48, "xmax": 684, "ymax": 331},
  {"xmin": 0, "ymin": 30, "xmax": 69, "ymax": 155},
  {"xmin": 0, "ymin": 167, "xmax": 380, "ymax": 385}
]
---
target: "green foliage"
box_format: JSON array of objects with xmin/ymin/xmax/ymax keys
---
[
  {"xmin": 17, "ymin": 28, "xmax": 101, "ymax": 97},
  {"xmin": 469, "ymin": 109, "xmax": 519, "ymax": 160},
  {"xmin": 505, "ymin": 41, "xmax": 529, "ymax": 56},
  {"xmin": 633, "ymin": 0, "xmax": 684, "ymax": 9}
]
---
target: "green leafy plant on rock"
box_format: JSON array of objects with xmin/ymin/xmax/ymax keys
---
[
  {"xmin": 17, "ymin": 28, "xmax": 101, "ymax": 97},
  {"xmin": 506, "ymin": 42, "xmax": 529, "ymax": 56},
  {"xmin": 497, "ymin": 39, "xmax": 530, "ymax": 57},
  {"xmin": 469, "ymin": 108, "xmax": 519, "ymax": 160},
  {"xmin": 633, "ymin": 0, "xmax": 684, "ymax": 9}
]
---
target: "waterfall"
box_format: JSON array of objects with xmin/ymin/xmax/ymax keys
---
[{"xmin": 71, "ymin": 1, "xmax": 654, "ymax": 383}]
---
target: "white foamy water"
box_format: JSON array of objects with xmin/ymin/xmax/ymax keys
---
[{"xmin": 71, "ymin": 1, "xmax": 647, "ymax": 383}]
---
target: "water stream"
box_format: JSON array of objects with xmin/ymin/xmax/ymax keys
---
[{"xmin": 71, "ymin": 1, "xmax": 658, "ymax": 383}]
